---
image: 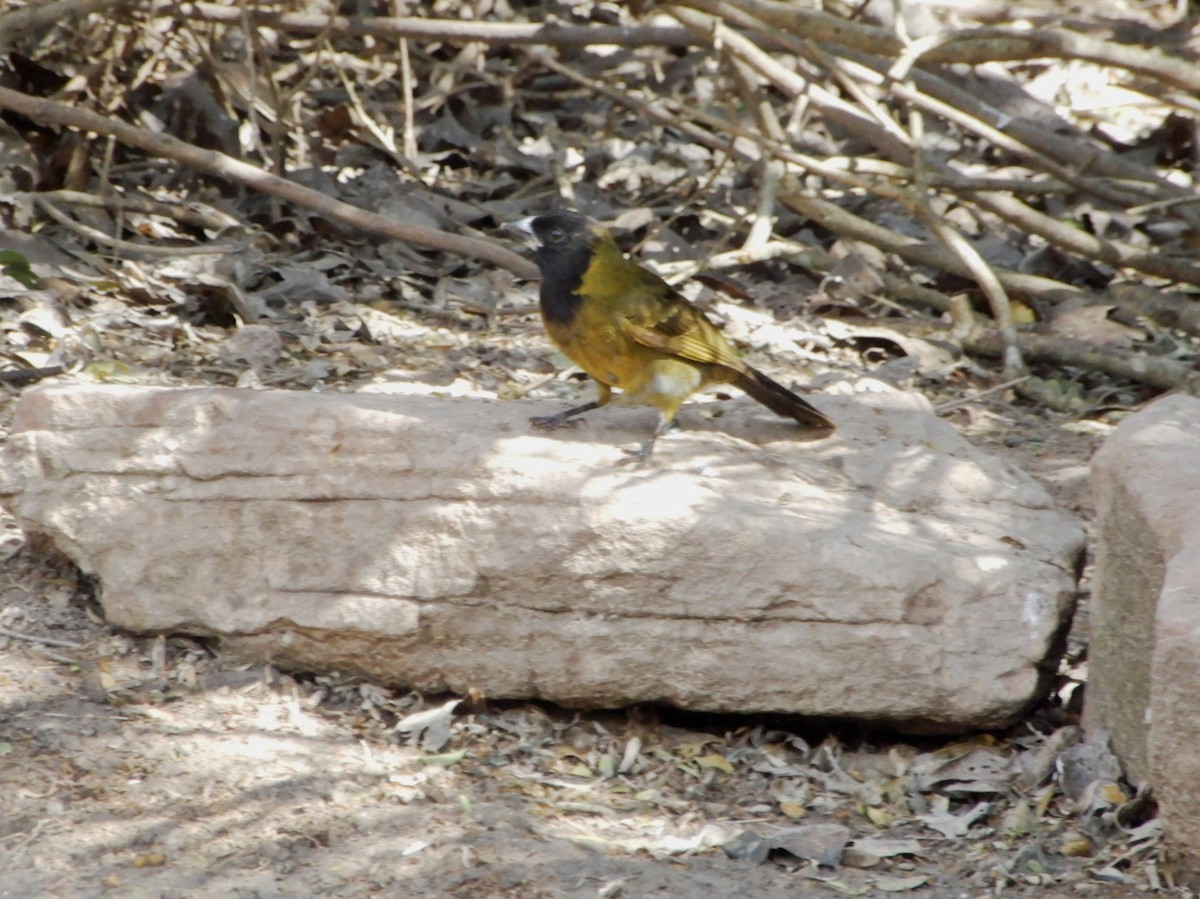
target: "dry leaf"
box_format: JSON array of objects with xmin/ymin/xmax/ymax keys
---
[
  {"xmin": 396, "ymin": 698, "xmax": 460, "ymax": 751},
  {"xmin": 696, "ymin": 753, "xmax": 734, "ymax": 774},
  {"xmin": 874, "ymin": 874, "xmax": 929, "ymax": 892}
]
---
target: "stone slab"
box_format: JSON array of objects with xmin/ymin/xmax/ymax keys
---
[
  {"xmin": 0, "ymin": 383, "xmax": 1085, "ymax": 731},
  {"xmin": 1086, "ymin": 394, "xmax": 1200, "ymax": 860}
]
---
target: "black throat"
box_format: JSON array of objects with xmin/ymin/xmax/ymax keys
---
[{"xmin": 534, "ymin": 241, "xmax": 591, "ymax": 327}]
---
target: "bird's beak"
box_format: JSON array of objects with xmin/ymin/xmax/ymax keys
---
[{"xmin": 503, "ymin": 216, "xmax": 539, "ymax": 247}]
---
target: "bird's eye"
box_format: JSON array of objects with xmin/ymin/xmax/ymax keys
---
[{"xmin": 546, "ymin": 227, "xmax": 565, "ymax": 243}]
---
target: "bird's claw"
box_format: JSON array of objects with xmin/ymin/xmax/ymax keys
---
[
  {"xmin": 530, "ymin": 414, "xmax": 585, "ymax": 431},
  {"xmin": 615, "ymin": 441, "xmax": 656, "ymax": 468}
]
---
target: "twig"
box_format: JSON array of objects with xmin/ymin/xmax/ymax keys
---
[
  {"xmin": 829, "ymin": 53, "xmax": 1145, "ymax": 210},
  {"xmin": 0, "ymin": 0, "xmax": 129, "ymax": 49},
  {"xmin": 399, "ymin": 38, "xmax": 418, "ymax": 160},
  {"xmin": 0, "ymin": 626, "xmax": 85, "ymax": 651},
  {"xmin": 677, "ymin": 0, "xmax": 889, "ymax": 57},
  {"xmin": 33, "ymin": 197, "xmax": 242, "ymax": 257},
  {"xmin": 533, "ymin": 52, "xmax": 901, "ymax": 203},
  {"xmin": 28, "ymin": 189, "xmax": 241, "ymax": 232},
  {"xmin": 964, "ymin": 187, "xmax": 1200, "ymax": 287},
  {"xmin": 183, "ymin": 3, "xmax": 696, "ymax": 47},
  {"xmin": 902, "ymin": 25, "xmax": 1200, "ymax": 95},
  {"xmin": 817, "ymin": 46, "xmax": 1200, "ymax": 284},
  {"xmin": 669, "ymin": 5, "xmax": 913, "ymax": 164},
  {"xmin": 820, "ymin": 158, "xmax": 1072, "ymax": 194},
  {"xmin": 727, "ymin": 58, "xmax": 785, "ymax": 254},
  {"xmin": 899, "ymin": 48, "xmax": 1023, "ymax": 374},
  {"xmin": 688, "ymin": 0, "xmax": 1196, "ymax": 216},
  {"xmin": 671, "ymin": 0, "xmax": 1200, "ymax": 283},
  {"xmin": 848, "ymin": 50, "xmax": 1200, "ymax": 220},
  {"xmin": 696, "ymin": 1, "xmax": 1128, "ymax": 211},
  {"xmin": 678, "ymin": 0, "xmax": 1200, "ymax": 94},
  {"xmin": 779, "ymin": 191, "xmax": 1083, "ymax": 303},
  {"xmin": 0, "ymin": 86, "xmax": 538, "ymax": 279},
  {"xmin": 1107, "ymin": 284, "xmax": 1200, "ymax": 339},
  {"xmin": 964, "ymin": 330, "xmax": 1200, "ymax": 394},
  {"xmin": 934, "ymin": 376, "xmax": 1032, "ymax": 413},
  {"xmin": 0, "ymin": 366, "xmax": 67, "ymax": 386}
]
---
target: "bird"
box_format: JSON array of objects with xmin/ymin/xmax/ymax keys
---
[{"xmin": 506, "ymin": 210, "xmax": 834, "ymax": 462}]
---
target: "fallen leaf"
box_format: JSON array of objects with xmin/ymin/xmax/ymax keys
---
[
  {"xmin": 420, "ymin": 749, "xmax": 467, "ymax": 766},
  {"xmin": 618, "ymin": 736, "xmax": 641, "ymax": 773},
  {"xmin": 722, "ymin": 830, "xmax": 770, "ymax": 863},
  {"xmin": 768, "ymin": 823, "xmax": 851, "ymax": 867},
  {"xmin": 863, "ymin": 805, "xmax": 893, "ymax": 827},
  {"xmin": 874, "ymin": 874, "xmax": 929, "ymax": 892},
  {"xmin": 910, "ymin": 745, "xmax": 1012, "ymax": 794},
  {"xmin": 917, "ymin": 801, "xmax": 991, "ymax": 838},
  {"xmin": 847, "ymin": 838, "xmax": 922, "ymax": 858},
  {"xmin": 658, "ymin": 823, "xmax": 728, "ymax": 856},
  {"xmin": 696, "ymin": 753, "xmax": 734, "ymax": 773},
  {"xmin": 396, "ymin": 698, "xmax": 460, "ymax": 751},
  {"xmin": 1001, "ymin": 799, "xmax": 1036, "ymax": 836}
]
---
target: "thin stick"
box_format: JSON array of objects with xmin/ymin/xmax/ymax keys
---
[
  {"xmin": 677, "ymin": 0, "xmax": 1200, "ymax": 94},
  {"xmin": 779, "ymin": 192, "xmax": 1082, "ymax": 303},
  {"xmin": 0, "ymin": 626, "xmax": 85, "ymax": 651},
  {"xmin": 33, "ymin": 197, "xmax": 241, "ymax": 257},
  {"xmin": 964, "ymin": 330, "xmax": 1200, "ymax": 393},
  {"xmin": 399, "ymin": 38, "xmax": 418, "ymax": 160},
  {"xmin": 29, "ymin": 189, "xmax": 241, "ymax": 232},
  {"xmin": 934, "ymin": 377, "xmax": 1032, "ymax": 413},
  {"xmin": 0, "ymin": 86, "xmax": 538, "ymax": 279},
  {"xmin": 184, "ymin": 3, "xmax": 696, "ymax": 48},
  {"xmin": 0, "ymin": 0, "xmax": 128, "ymax": 48},
  {"xmin": 901, "ymin": 68, "xmax": 1023, "ymax": 373}
]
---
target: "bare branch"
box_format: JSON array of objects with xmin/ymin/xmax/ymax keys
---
[
  {"xmin": 679, "ymin": 0, "xmax": 1200, "ymax": 93},
  {"xmin": 0, "ymin": 0, "xmax": 131, "ymax": 49},
  {"xmin": 780, "ymin": 191, "xmax": 1084, "ymax": 305},
  {"xmin": 33, "ymin": 195, "xmax": 240, "ymax": 257},
  {"xmin": 27, "ymin": 189, "xmax": 241, "ymax": 232},
  {"xmin": 0, "ymin": 86, "xmax": 538, "ymax": 280},
  {"xmin": 181, "ymin": 3, "xmax": 695, "ymax": 48},
  {"xmin": 964, "ymin": 330, "xmax": 1200, "ymax": 394}
]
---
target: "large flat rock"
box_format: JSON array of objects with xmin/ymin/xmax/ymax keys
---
[
  {"xmin": 1, "ymin": 384, "xmax": 1084, "ymax": 731},
  {"xmin": 1086, "ymin": 395, "xmax": 1200, "ymax": 860}
]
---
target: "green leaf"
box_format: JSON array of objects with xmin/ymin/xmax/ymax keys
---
[
  {"xmin": 0, "ymin": 250, "xmax": 37, "ymax": 288},
  {"xmin": 421, "ymin": 749, "xmax": 467, "ymax": 766}
]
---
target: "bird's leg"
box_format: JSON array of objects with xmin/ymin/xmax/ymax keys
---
[
  {"xmin": 530, "ymin": 382, "xmax": 611, "ymax": 430},
  {"xmin": 530, "ymin": 400, "xmax": 600, "ymax": 430},
  {"xmin": 619, "ymin": 436, "xmax": 658, "ymax": 467},
  {"xmin": 617, "ymin": 409, "xmax": 679, "ymax": 467}
]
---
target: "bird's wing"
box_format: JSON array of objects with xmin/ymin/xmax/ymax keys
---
[{"xmin": 618, "ymin": 285, "xmax": 745, "ymax": 370}]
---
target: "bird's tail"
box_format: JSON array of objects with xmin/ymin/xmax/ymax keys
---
[{"xmin": 734, "ymin": 366, "xmax": 835, "ymax": 431}]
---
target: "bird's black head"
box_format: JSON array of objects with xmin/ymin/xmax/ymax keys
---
[
  {"xmin": 505, "ymin": 211, "xmax": 601, "ymax": 266},
  {"xmin": 505, "ymin": 211, "xmax": 608, "ymax": 322}
]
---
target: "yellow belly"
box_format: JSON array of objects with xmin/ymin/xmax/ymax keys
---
[{"xmin": 549, "ymin": 316, "xmax": 732, "ymax": 417}]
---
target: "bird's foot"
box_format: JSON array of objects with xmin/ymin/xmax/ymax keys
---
[
  {"xmin": 530, "ymin": 413, "xmax": 585, "ymax": 430},
  {"xmin": 615, "ymin": 440, "xmax": 656, "ymax": 468}
]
